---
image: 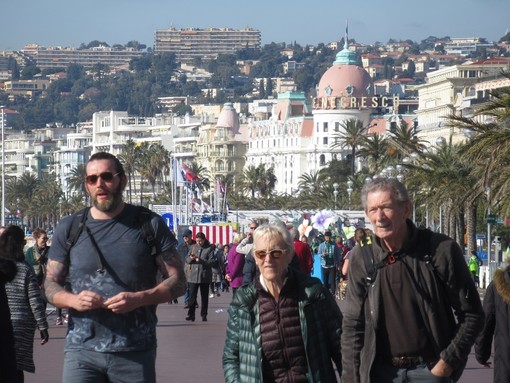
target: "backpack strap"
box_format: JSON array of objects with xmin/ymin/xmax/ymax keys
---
[
  {"xmin": 359, "ymin": 236, "xmax": 386, "ymax": 287},
  {"xmin": 65, "ymin": 207, "xmax": 90, "ymax": 257},
  {"xmin": 65, "ymin": 205, "xmax": 159, "ymax": 258},
  {"xmin": 136, "ymin": 206, "xmax": 159, "ymax": 257}
]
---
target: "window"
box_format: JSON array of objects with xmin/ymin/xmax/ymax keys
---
[
  {"xmin": 320, "ymin": 154, "xmax": 326, "ymax": 165},
  {"xmin": 323, "ymin": 137, "xmax": 328, "ymax": 145},
  {"xmin": 335, "ymin": 122, "xmax": 340, "ymax": 131},
  {"xmin": 323, "ymin": 122, "xmax": 328, "ymax": 132}
]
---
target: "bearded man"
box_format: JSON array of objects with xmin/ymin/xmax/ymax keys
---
[{"xmin": 44, "ymin": 152, "xmax": 186, "ymax": 383}]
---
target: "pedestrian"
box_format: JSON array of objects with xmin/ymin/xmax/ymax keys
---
[
  {"xmin": 210, "ymin": 243, "xmax": 225, "ymax": 298},
  {"xmin": 317, "ymin": 231, "xmax": 339, "ymax": 295},
  {"xmin": 341, "ymin": 177, "xmax": 484, "ymax": 383},
  {"xmin": 44, "ymin": 151, "xmax": 186, "ymax": 382},
  {"xmin": 224, "ymin": 233, "xmax": 245, "ymax": 298},
  {"xmin": 475, "ymin": 258, "xmax": 510, "ymax": 383},
  {"xmin": 223, "ymin": 221, "xmax": 342, "ymax": 382},
  {"xmin": 0, "ymin": 254, "xmax": 19, "ymax": 383},
  {"xmin": 290, "ymin": 227, "xmax": 314, "ymax": 275},
  {"xmin": 239, "ymin": 219, "xmax": 259, "ymax": 285},
  {"xmin": 468, "ymin": 251, "xmax": 481, "ymax": 287},
  {"xmin": 177, "ymin": 229, "xmax": 195, "ymax": 307},
  {"xmin": 1, "ymin": 225, "xmax": 49, "ymax": 383},
  {"xmin": 185, "ymin": 231, "xmax": 215, "ymax": 322}
]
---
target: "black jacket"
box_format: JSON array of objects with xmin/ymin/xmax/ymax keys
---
[
  {"xmin": 341, "ymin": 221, "xmax": 484, "ymax": 383},
  {"xmin": 475, "ymin": 266, "xmax": 510, "ymax": 383}
]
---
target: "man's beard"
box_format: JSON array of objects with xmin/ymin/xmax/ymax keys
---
[{"xmin": 92, "ymin": 184, "xmax": 123, "ymax": 212}]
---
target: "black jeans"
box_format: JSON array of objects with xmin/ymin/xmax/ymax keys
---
[
  {"xmin": 322, "ymin": 267, "xmax": 336, "ymax": 294},
  {"xmin": 188, "ymin": 283, "xmax": 209, "ymax": 319}
]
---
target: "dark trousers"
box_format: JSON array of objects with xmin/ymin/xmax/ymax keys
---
[
  {"xmin": 187, "ymin": 283, "xmax": 209, "ymax": 319},
  {"xmin": 322, "ymin": 267, "xmax": 336, "ymax": 294}
]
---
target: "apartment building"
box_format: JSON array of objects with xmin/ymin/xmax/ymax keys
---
[
  {"xmin": 154, "ymin": 27, "xmax": 260, "ymax": 62},
  {"xmin": 3, "ymin": 79, "xmax": 50, "ymax": 97},
  {"xmin": 24, "ymin": 45, "xmax": 145, "ymax": 69}
]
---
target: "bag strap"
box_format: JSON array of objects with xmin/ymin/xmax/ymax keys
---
[
  {"xmin": 136, "ymin": 206, "xmax": 158, "ymax": 257},
  {"xmin": 65, "ymin": 207, "xmax": 90, "ymax": 257}
]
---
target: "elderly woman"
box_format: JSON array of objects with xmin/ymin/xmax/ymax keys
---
[{"xmin": 223, "ymin": 221, "xmax": 342, "ymax": 383}]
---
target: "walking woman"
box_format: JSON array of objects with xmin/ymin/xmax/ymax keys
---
[{"xmin": 1, "ymin": 225, "xmax": 49, "ymax": 383}]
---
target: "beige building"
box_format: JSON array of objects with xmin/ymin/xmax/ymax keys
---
[
  {"xmin": 416, "ymin": 57, "xmax": 510, "ymax": 145},
  {"xmin": 196, "ymin": 102, "xmax": 247, "ymax": 184}
]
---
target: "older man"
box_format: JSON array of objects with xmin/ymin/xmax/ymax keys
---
[{"xmin": 341, "ymin": 178, "xmax": 484, "ymax": 383}]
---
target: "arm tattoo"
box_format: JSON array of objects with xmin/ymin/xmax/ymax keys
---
[
  {"xmin": 44, "ymin": 259, "xmax": 68, "ymax": 304},
  {"xmin": 156, "ymin": 248, "xmax": 187, "ymax": 297}
]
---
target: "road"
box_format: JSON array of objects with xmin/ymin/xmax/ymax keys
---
[{"xmin": 26, "ymin": 290, "xmax": 492, "ymax": 383}]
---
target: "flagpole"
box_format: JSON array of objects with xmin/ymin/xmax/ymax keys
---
[{"xmin": 171, "ymin": 157, "xmax": 178, "ymax": 232}]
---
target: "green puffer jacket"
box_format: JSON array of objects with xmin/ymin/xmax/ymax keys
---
[{"xmin": 222, "ymin": 268, "xmax": 342, "ymax": 383}]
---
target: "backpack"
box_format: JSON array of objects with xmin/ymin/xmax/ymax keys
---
[
  {"xmin": 360, "ymin": 229, "xmax": 438, "ymax": 287},
  {"xmin": 65, "ymin": 205, "xmax": 158, "ymax": 259}
]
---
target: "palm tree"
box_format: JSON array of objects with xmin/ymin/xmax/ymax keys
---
[
  {"xmin": 331, "ymin": 118, "xmax": 368, "ymax": 175},
  {"xmin": 357, "ymin": 134, "xmax": 389, "ymax": 174},
  {"xmin": 386, "ymin": 120, "xmax": 427, "ymax": 162},
  {"xmin": 118, "ymin": 139, "xmax": 139, "ymax": 203},
  {"xmin": 241, "ymin": 165, "xmax": 259, "ymax": 198},
  {"xmin": 67, "ymin": 164, "xmax": 87, "ymax": 199},
  {"xmin": 257, "ymin": 164, "xmax": 277, "ymax": 197},
  {"xmin": 297, "ymin": 169, "xmax": 329, "ymax": 196}
]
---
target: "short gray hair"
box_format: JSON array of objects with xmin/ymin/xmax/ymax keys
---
[
  {"xmin": 252, "ymin": 220, "xmax": 294, "ymax": 254},
  {"xmin": 361, "ymin": 178, "xmax": 410, "ymax": 210}
]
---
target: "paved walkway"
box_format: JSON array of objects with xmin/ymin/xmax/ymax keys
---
[{"xmin": 27, "ymin": 290, "xmax": 492, "ymax": 383}]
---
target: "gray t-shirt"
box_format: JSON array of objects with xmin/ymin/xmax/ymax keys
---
[{"xmin": 49, "ymin": 204, "xmax": 176, "ymax": 352}]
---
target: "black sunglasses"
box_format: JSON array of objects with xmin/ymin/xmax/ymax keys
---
[{"xmin": 86, "ymin": 172, "xmax": 120, "ymax": 185}]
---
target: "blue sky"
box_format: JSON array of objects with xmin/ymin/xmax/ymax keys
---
[{"xmin": 1, "ymin": 0, "xmax": 509, "ymax": 50}]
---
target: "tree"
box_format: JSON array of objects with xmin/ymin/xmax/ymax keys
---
[
  {"xmin": 358, "ymin": 134, "xmax": 389, "ymax": 174},
  {"xmin": 118, "ymin": 139, "xmax": 139, "ymax": 204},
  {"xmin": 66, "ymin": 164, "xmax": 87, "ymax": 201},
  {"xmin": 331, "ymin": 118, "xmax": 368, "ymax": 175}
]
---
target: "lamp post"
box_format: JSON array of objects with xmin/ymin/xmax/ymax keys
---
[
  {"xmin": 346, "ymin": 180, "xmax": 353, "ymax": 210},
  {"xmin": 333, "ymin": 182, "xmax": 339, "ymax": 210},
  {"xmin": 1, "ymin": 106, "xmax": 5, "ymax": 227}
]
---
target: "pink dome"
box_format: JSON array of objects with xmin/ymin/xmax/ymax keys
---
[
  {"xmin": 317, "ymin": 64, "xmax": 373, "ymax": 99},
  {"xmin": 216, "ymin": 103, "xmax": 240, "ymax": 133}
]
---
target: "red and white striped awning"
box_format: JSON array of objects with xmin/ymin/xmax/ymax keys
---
[{"xmin": 190, "ymin": 225, "xmax": 234, "ymax": 246}]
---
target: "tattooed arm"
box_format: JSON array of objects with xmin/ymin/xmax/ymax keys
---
[
  {"xmin": 44, "ymin": 259, "xmax": 105, "ymax": 311},
  {"xmin": 104, "ymin": 247, "xmax": 187, "ymax": 313}
]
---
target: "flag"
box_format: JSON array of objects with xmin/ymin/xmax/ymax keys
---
[
  {"xmin": 172, "ymin": 158, "xmax": 186, "ymax": 186},
  {"xmin": 181, "ymin": 163, "xmax": 201, "ymax": 184}
]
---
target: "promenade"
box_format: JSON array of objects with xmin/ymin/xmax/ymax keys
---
[{"xmin": 27, "ymin": 290, "xmax": 492, "ymax": 383}]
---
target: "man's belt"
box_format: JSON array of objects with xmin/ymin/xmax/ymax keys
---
[{"xmin": 389, "ymin": 356, "xmax": 426, "ymax": 368}]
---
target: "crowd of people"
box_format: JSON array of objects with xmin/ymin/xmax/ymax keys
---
[{"xmin": 0, "ymin": 153, "xmax": 506, "ymax": 382}]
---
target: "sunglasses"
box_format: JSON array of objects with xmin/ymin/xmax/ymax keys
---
[
  {"xmin": 249, "ymin": 226, "xmax": 257, "ymax": 230},
  {"xmin": 86, "ymin": 172, "xmax": 120, "ymax": 185},
  {"xmin": 253, "ymin": 248, "xmax": 287, "ymax": 260}
]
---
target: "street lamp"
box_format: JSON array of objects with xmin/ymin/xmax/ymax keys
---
[
  {"xmin": 333, "ymin": 182, "xmax": 339, "ymax": 210},
  {"xmin": 346, "ymin": 180, "xmax": 353, "ymax": 210}
]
